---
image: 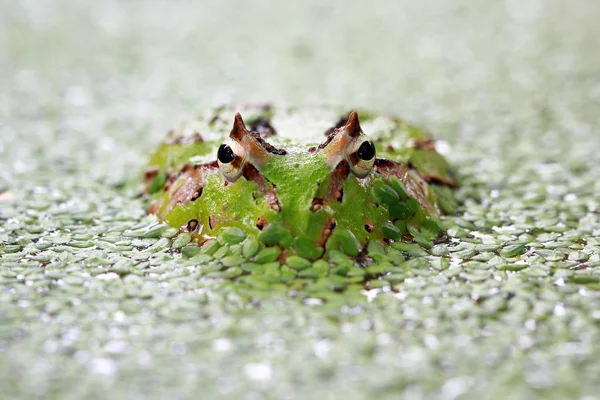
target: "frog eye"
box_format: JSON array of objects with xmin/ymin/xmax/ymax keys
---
[
  {"xmin": 218, "ymin": 144, "xmax": 235, "ymax": 164},
  {"xmin": 347, "ymin": 138, "xmax": 376, "ymax": 178},
  {"xmin": 358, "ymin": 140, "xmax": 376, "ymax": 161},
  {"xmin": 217, "ymin": 138, "xmax": 246, "ymax": 182}
]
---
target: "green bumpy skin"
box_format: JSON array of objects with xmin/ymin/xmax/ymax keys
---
[{"xmin": 143, "ymin": 104, "xmax": 457, "ymax": 261}]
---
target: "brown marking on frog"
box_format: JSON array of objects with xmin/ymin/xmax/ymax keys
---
[
  {"xmin": 191, "ymin": 187, "xmax": 203, "ymax": 201},
  {"xmin": 248, "ymin": 117, "xmax": 277, "ymax": 138},
  {"xmin": 148, "ymin": 161, "xmax": 219, "ymax": 220},
  {"xmin": 143, "ymin": 167, "xmax": 159, "ymax": 183},
  {"xmin": 147, "ymin": 202, "xmax": 158, "ymax": 214},
  {"xmin": 317, "ymin": 132, "xmax": 337, "ymax": 150},
  {"xmin": 318, "ymin": 219, "xmax": 336, "ymax": 248},
  {"xmin": 187, "ymin": 219, "xmax": 199, "ymax": 232},
  {"xmin": 242, "ymin": 163, "xmax": 281, "ymax": 212},
  {"xmin": 256, "ymin": 216, "xmax": 268, "ymax": 230},
  {"xmin": 249, "ymin": 130, "xmax": 287, "ymax": 155},
  {"xmin": 327, "ymin": 160, "xmax": 351, "ymax": 201},
  {"xmin": 413, "ymin": 137, "xmax": 436, "ymax": 151},
  {"xmin": 142, "ymin": 167, "xmax": 162, "ymax": 194},
  {"xmin": 310, "ymin": 197, "xmax": 326, "ymax": 212}
]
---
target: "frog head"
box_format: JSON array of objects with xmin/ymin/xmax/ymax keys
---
[{"xmin": 146, "ymin": 108, "xmax": 455, "ymax": 259}]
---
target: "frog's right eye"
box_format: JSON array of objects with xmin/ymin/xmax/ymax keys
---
[{"xmin": 217, "ymin": 139, "xmax": 246, "ymax": 182}]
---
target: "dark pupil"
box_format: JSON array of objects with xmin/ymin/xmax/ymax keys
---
[
  {"xmin": 218, "ymin": 144, "xmax": 235, "ymax": 164},
  {"xmin": 357, "ymin": 141, "xmax": 376, "ymax": 160}
]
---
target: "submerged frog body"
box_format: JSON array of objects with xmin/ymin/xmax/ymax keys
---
[{"xmin": 144, "ymin": 105, "xmax": 456, "ymax": 260}]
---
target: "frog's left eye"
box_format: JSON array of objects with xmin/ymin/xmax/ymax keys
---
[
  {"xmin": 347, "ymin": 138, "xmax": 376, "ymax": 178},
  {"xmin": 217, "ymin": 138, "xmax": 246, "ymax": 182},
  {"xmin": 358, "ymin": 140, "xmax": 376, "ymax": 160}
]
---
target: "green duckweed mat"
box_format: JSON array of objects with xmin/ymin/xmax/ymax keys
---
[{"xmin": 1, "ymin": 1, "xmax": 600, "ymax": 398}]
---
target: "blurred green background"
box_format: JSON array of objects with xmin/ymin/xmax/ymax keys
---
[{"xmin": 1, "ymin": 1, "xmax": 600, "ymax": 399}]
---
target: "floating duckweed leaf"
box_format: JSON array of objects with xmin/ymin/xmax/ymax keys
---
[
  {"xmin": 242, "ymin": 238, "xmax": 260, "ymax": 259},
  {"xmin": 286, "ymin": 255, "xmax": 313, "ymax": 270},
  {"xmin": 254, "ymin": 247, "xmax": 281, "ymax": 264},
  {"xmin": 67, "ymin": 240, "xmax": 94, "ymax": 248},
  {"xmin": 421, "ymin": 218, "xmax": 441, "ymax": 239},
  {"xmin": 331, "ymin": 264, "xmax": 350, "ymax": 276},
  {"xmin": 368, "ymin": 178, "xmax": 385, "ymax": 203},
  {"xmin": 376, "ymin": 184, "xmax": 400, "ymax": 204},
  {"xmin": 406, "ymin": 197, "xmax": 420, "ymax": 213},
  {"xmin": 201, "ymin": 239, "xmax": 220, "ymax": 255},
  {"xmin": 229, "ymin": 243, "xmax": 243, "ymax": 257},
  {"xmin": 394, "ymin": 220, "xmax": 407, "ymax": 237},
  {"xmin": 389, "ymin": 202, "xmax": 413, "ymax": 220},
  {"xmin": 388, "ymin": 177, "xmax": 410, "ymax": 200},
  {"xmin": 222, "ymin": 255, "xmax": 245, "ymax": 267},
  {"xmin": 142, "ymin": 224, "xmax": 166, "ymax": 238},
  {"xmin": 221, "ymin": 227, "xmax": 247, "ymax": 244},
  {"xmin": 387, "ymin": 248, "xmax": 406, "ymax": 265},
  {"xmin": 222, "ymin": 266, "xmax": 243, "ymax": 278},
  {"xmin": 280, "ymin": 266, "xmax": 297, "ymax": 281},
  {"xmin": 568, "ymin": 251, "xmax": 589, "ymax": 261},
  {"xmin": 161, "ymin": 227, "xmax": 179, "ymax": 238},
  {"xmin": 34, "ymin": 242, "xmax": 52, "ymax": 251},
  {"xmin": 279, "ymin": 230, "xmax": 294, "ymax": 249},
  {"xmin": 189, "ymin": 254, "xmax": 213, "ymax": 264},
  {"xmin": 401, "ymin": 257, "xmax": 431, "ymax": 269},
  {"xmin": 172, "ymin": 233, "xmax": 191, "ymax": 249},
  {"xmin": 382, "ymin": 221, "xmax": 401, "ymax": 241},
  {"xmin": 299, "ymin": 260, "xmax": 329, "ymax": 278},
  {"xmin": 347, "ymin": 267, "xmax": 366, "ymax": 277},
  {"xmin": 496, "ymin": 264, "xmax": 528, "ymax": 271},
  {"xmin": 258, "ymin": 224, "xmax": 282, "ymax": 245},
  {"xmin": 327, "ymin": 249, "xmax": 352, "ymax": 266},
  {"xmin": 242, "ymin": 262, "xmax": 264, "ymax": 274},
  {"xmin": 263, "ymin": 262, "xmax": 281, "ymax": 277},
  {"xmin": 334, "ymin": 230, "xmax": 360, "ymax": 256},
  {"xmin": 501, "ymin": 244, "xmax": 526, "ymax": 257},
  {"xmin": 366, "ymin": 264, "xmax": 387, "ymax": 274},
  {"xmin": 569, "ymin": 275, "xmax": 600, "ymax": 284},
  {"xmin": 391, "ymin": 242, "xmax": 429, "ymax": 257},
  {"xmin": 212, "ymin": 244, "xmax": 230, "ymax": 259},
  {"xmin": 367, "ymin": 240, "xmax": 386, "ymax": 256},
  {"xmin": 451, "ymin": 248, "xmax": 477, "ymax": 259},
  {"xmin": 432, "ymin": 185, "xmax": 458, "ymax": 214},
  {"xmin": 413, "ymin": 234, "xmax": 433, "ymax": 250},
  {"xmin": 292, "ymin": 237, "xmax": 323, "ymax": 260},
  {"xmin": 431, "ymin": 244, "xmax": 449, "ymax": 257}
]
